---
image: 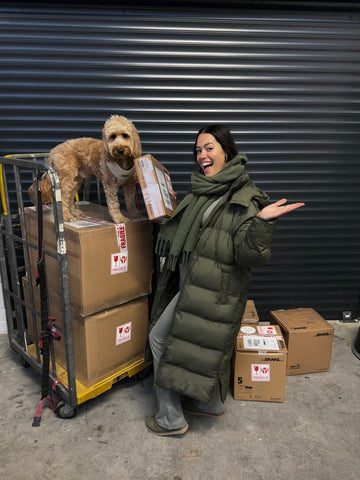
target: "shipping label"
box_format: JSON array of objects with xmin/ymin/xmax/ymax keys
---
[
  {"xmin": 243, "ymin": 335, "xmax": 279, "ymax": 351},
  {"xmin": 70, "ymin": 215, "xmax": 112, "ymax": 228},
  {"xmin": 142, "ymin": 185, "xmax": 165, "ymax": 218},
  {"xmin": 140, "ymin": 157, "xmax": 157, "ymax": 187},
  {"xmin": 154, "ymin": 165, "xmax": 172, "ymax": 210},
  {"xmin": 116, "ymin": 322, "xmax": 132, "ymax": 346},
  {"xmin": 251, "ymin": 364, "xmax": 270, "ymax": 382}
]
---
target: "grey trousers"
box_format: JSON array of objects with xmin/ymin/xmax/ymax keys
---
[{"xmin": 149, "ymin": 291, "xmax": 224, "ymax": 430}]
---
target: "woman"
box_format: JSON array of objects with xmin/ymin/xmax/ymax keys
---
[{"xmin": 146, "ymin": 125, "xmax": 304, "ymax": 436}]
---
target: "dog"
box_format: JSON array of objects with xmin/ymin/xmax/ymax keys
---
[{"xmin": 28, "ymin": 115, "xmax": 142, "ymax": 223}]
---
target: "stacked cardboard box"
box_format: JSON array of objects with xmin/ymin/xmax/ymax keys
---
[
  {"xmin": 233, "ymin": 323, "xmax": 288, "ymax": 402},
  {"xmin": 23, "ymin": 203, "xmax": 153, "ymax": 386}
]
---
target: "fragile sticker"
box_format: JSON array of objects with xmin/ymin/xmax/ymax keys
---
[
  {"xmin": 251, "ymin": 364, "xmax": 270, "ymax": 382},
  {"xmin": 115, "ymin": 223, "xmax": 127, "ymax": 252},
  {"xmin": 111, "ymin": 252, "xmax": 128, "ymax": 274},
  {"xmin": 257, "ymin": 325, "xmax": 278, "ymax": 335},
  {"xmin": 164, "ymin": 172, "xmax": 176, "ymax": 199},
  {"xmin": 116, "ymin": 322, "xmax": 132, "ymax": 345}
]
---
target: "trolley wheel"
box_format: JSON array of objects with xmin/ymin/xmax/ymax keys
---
[
  {"xmin": 55, "ymin": 401, "xmax": 76, "ymax": 419},
  {"xmin": 136, "ymin": 364, "xmax": 152, "ymax": 381},
  {"xmin": 20, "ymin": 357, "xmax": 31, "ymax": 368}
]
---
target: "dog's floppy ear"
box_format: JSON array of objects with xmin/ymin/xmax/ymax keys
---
[{"xmin": 131, "ymin": 124, "xmax": 142, "ymax": 159}]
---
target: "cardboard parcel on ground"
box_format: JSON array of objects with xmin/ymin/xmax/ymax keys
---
[
  {"xmin": 233, "ymin": 324, "xmax": 287, "ymax": 403},
  {"xmin": 270, "ymin": 308, "xmax": 334, "ymax": 375}
]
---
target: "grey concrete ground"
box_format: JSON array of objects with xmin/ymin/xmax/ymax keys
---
[{"xmin": 0, "ymin": 321, "xmax": 359, "ymax": 480}]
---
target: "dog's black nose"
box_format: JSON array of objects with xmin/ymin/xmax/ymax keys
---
[{"xmin": 118, "ymin": 148, "xmax": 124, "ymax": 155}]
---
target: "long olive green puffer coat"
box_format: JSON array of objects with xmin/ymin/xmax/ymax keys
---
[{"xmin": 148, "ymin": 178, "xmax": 276, "ymax": 404}]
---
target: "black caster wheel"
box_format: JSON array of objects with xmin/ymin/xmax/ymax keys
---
[
  {"xmin": 20, "ymin": 357, "xmax": 31, "ymax": 368},
  {"xmin": 55, "ymin": 401, "xmax": 76, "ymax": 419},
  {"xmin": 136, "ymin": 365, "xmax": 152, "ymax": 381}
]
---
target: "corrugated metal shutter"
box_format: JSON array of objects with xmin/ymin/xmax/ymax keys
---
[{"xmin": 1, "ymin": 2, "xmax": 359, "ymax": 320}]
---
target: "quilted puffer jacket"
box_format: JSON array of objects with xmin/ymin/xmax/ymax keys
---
[{"xmin": 148, "ymin": 178, "xmax": 276, "ymax": 403}]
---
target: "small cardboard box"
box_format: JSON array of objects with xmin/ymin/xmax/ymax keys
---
[
  {"xmin": 233, "ymin": 324, "xmax": 287, "ymax": 402},
  {"xmin": 270, "ymin": 308, "xmax": 334, "ymax": 375},
  {"xmin": 24, "ymin": 203, "xmax": 153, "ymax": 316},
  {"xmin": 23, "ymin": 276, "xmax": 149, "ymax": 386},
  {"xmin": 241, "ymin": 299, "xmax": 259, "ymax": 324},
  {"xmin": 134, "ymin": 154, "xmax": 177, "ymax": 223}
]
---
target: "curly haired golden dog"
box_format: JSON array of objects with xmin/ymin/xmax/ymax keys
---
[{"xmin": 29, "ymin": 115, "xmax": 142, "ymax": 223}]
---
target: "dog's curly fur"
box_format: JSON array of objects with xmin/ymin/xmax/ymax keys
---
[{"xmin": 28, "ymin": 115, "xmax": 142, "ymax": 223}]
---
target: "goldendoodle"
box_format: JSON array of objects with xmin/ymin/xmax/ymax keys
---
[{"xmin": 29, "ymin": 115, "xmax": 142, "ymax": 223}]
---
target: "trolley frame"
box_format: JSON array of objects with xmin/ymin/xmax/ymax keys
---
[{"xmin": 0, "ymin": 154, "xmax": 150, "ymax": 419}]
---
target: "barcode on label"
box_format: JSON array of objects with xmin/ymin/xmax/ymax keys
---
[{"xmin": 243, "ymin": 336, "xmax": 279, "ymax": 351}]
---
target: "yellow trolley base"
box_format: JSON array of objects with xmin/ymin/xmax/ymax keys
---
[{"xmin": 28, "ymin": 343, "xmax": 151, "ymax": 406}]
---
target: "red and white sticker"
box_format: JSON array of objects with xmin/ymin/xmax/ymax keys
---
[
  {"xmin": 115, "ymin": 223, "xmax": 127, "ymax": 252},
  {"xmin": 111, "ymin": 252, "xmax": 128, "ymax": 274},
  {"xmin": 116, "ymin": 322, "xmax": 132, "ymax": 345},
  {"xmin": 251, "ymin": 364, "xmax": 270, "ymax": 382},
  {"xmin": 257, "ymin": 325, "xmax": 277, "ymax": 335}
]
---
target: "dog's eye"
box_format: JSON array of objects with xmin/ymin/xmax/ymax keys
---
[
  {"xmin": 109, "ymin": 134, "xmax": 117, "ymax": 141},
  {"xmin": 122, "ymin": 133, "xmax": 129, "ymax": 140}
]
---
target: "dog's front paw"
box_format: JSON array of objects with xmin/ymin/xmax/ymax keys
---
[
  {"xmin": 63, "ymin": 213, "xmax": 79, "ymax": 222},
  {"xmin": 111, "ymin": 213, "xmax": 129, "ymax": 224}
]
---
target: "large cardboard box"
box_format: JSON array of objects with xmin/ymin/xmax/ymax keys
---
[
  {"xmin": 270, "ymin": 308, "xmax": 334, "ymax": 375},
  {"xmin": 233, "ymin": 324, "xmax": 287, "ymax": 402},
  {"xmin": 23, "ymin": 276, "xmax": 149, "ymax": 386},
  {"xmin": 241, "ymin": 299, "xmax": 259, "ymax": 324},
  {"xmin": 134, "ymin": 154, "xmax": 177, "ymax": 223},
  {"xmin": 24, "ymin": 203, "xmax": 152, "ymax": 316}
]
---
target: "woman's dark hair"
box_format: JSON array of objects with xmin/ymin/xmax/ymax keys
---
[{"xmin": 193, "ymin": 124, "xmax": 238, "ymax": 162}]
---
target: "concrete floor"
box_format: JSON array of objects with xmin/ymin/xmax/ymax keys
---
[{"xmin": 0, "ymin": 321, "xmax": 359, "ymax": 480}]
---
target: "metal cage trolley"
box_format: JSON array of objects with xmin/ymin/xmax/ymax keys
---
[{"xmin": 0, "ymin": 154, "xmax": 150, "ymax": 425}]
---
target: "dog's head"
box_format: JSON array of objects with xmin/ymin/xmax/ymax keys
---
[
  {"xmin": 102, "ymin": 115, "xmax": 142, "ymax": 168},
  {"xmin": 27, "ymin": 172, "xmax": 53, "ymax": 205}
]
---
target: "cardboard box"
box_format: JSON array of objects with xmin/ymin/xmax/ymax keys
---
[
  {"xmin": 24, "ymin": 203, "xmax": 153, "ymax": 316},
  {"xmin": 270, "ymin": 308, "xmax": 334, "ymax": 375},
  {"xmin": 233, "ymin": 324, "xmax": 287, "ymax": 402},
  {"xmin": 134, "ymin": 154, "xmax": 177, "ymax": 223},
  {"xmin": 241, "ymin": 299, "xmax": 259, "ymax": 324},
  {"xmin": 23, "ymin": 276, "xmax": 149, "ymax": 386}
]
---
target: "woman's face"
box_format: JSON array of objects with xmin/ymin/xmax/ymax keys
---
[{"xmin": 195, "ymin": 133, "xmax": 226, "ymax": 177}]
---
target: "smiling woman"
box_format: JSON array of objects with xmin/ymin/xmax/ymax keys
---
[
  {"xmin": 195, "ymin": 133, "xmax": 227, "ymax": 177},
  {"xmin": 145, "ymin": 124, "xmax": 304, "ymax": 437}
]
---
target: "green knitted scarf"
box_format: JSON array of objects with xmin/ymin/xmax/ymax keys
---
[{"xmin": 156, "ymin": 153, "xmax": 249, "ymax": 271}]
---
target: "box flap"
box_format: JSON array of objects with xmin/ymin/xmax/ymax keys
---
[{"xmin": 270, "ymin": 308, "xmax": 334, "ymax": 333}]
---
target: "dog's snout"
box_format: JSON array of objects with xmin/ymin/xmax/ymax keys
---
[{"xmin": 118, "ymin": 148, "xmax": 124, "ymax": 155}]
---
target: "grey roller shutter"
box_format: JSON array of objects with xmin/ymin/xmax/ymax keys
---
[{"xmin": 0, "ymin": 2, "xmax": 359, "ymax": 319}]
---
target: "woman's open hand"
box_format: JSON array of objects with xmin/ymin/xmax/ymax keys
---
[{"xmin": 257, "ymin": 198, "xmax": 305, "ymax": 221}]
